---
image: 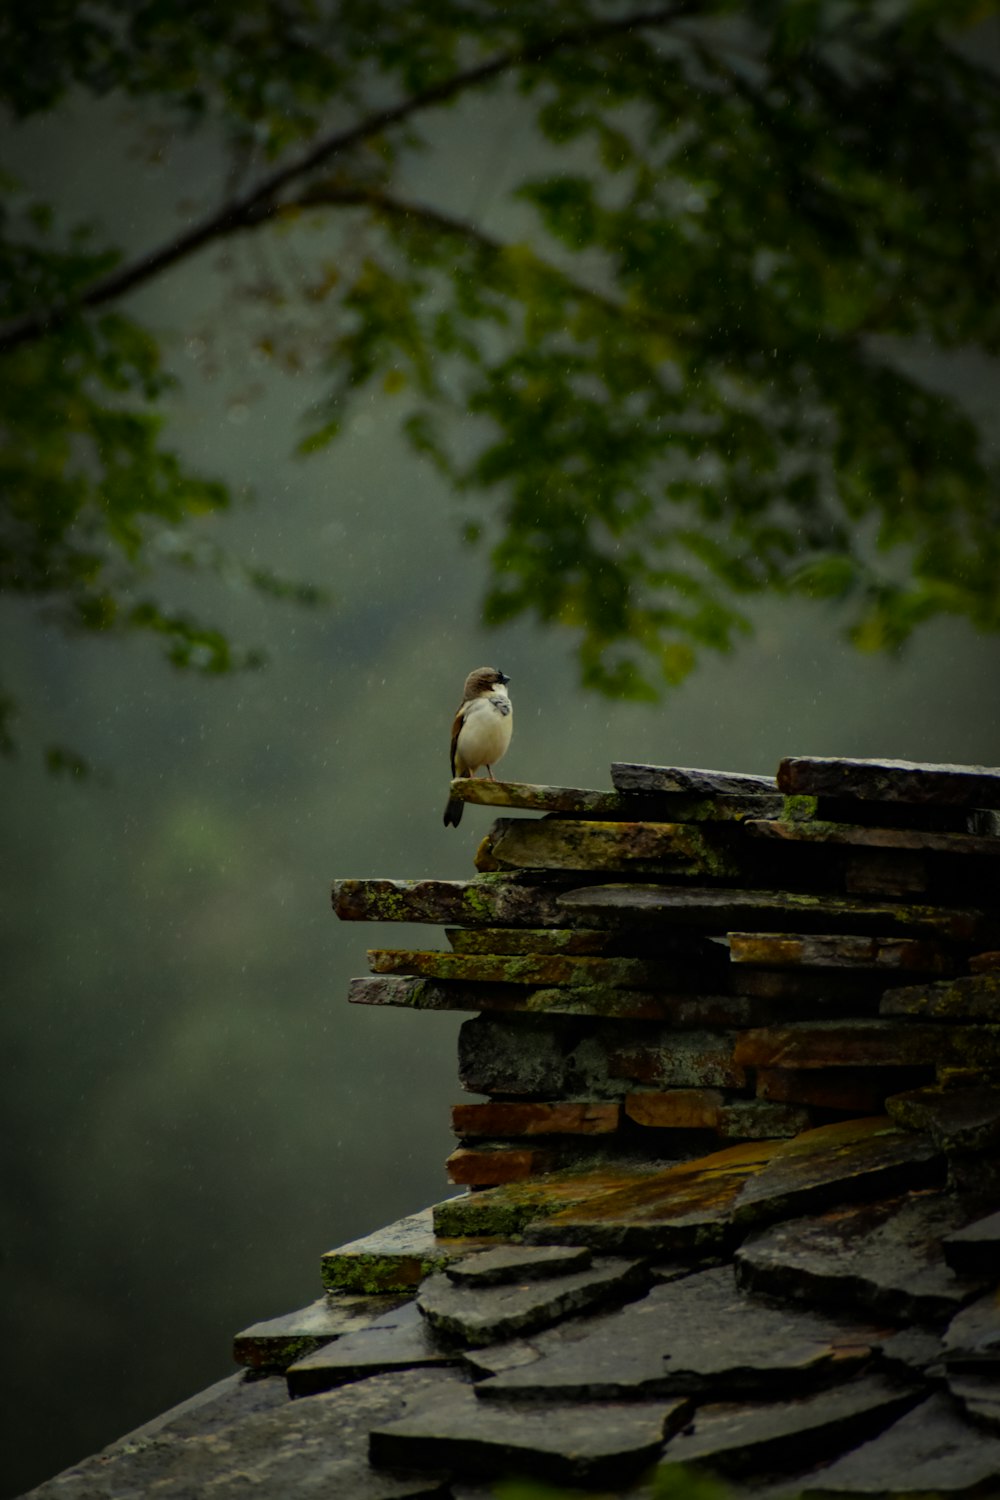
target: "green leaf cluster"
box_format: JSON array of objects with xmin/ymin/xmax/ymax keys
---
[{"xmin": 4, "ymin": 0, "xmax": 1000, "ymax": 757}]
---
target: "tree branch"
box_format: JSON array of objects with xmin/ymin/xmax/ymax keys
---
[{"xmin": 0, "ymin": 2, "xmax": 699, "ymax": 356}]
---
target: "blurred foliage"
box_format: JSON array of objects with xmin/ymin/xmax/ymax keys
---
[
  {"xmin": 3, "ymin": 0, "xmax": 1000, "ymax": 749},
  {"xmin": 490, "ymin": 1464, "xmax": 732, "ymax": 1497}
]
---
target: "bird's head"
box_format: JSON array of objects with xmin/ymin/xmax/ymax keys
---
[{"xmin": 463, "ymin": 666, "xmax": 510, "ymax": 698}]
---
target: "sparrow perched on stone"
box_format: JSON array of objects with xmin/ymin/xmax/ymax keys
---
[{"xmin": 443, "ymin": 667, "xmax": 513, "ymax": 827}]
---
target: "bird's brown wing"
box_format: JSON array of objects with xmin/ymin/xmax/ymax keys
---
[{"xmin": 449, "ymin": 703, "xmax": 466, "ymax": 776}]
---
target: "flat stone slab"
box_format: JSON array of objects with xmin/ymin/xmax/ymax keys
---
[
  {"xmin": 948, "ymin": 1372, "xmax": 1000, "ymax": 1433},
  {"xmin": 735, "ymin": 1192, "xmax": 986, "ymax": 1324},
  {"xmin": 417, "ymin": 1256, "xmax": 644, "ymax": 1346},
  {"xmin": 943, "ymin": 1291, "xmax": 1000, "ymax": 1371},
  {"xmin": 556, "ymin": 884, "xmax": 985, "ymax": 939},
  {"xmin": 611, "ymin": 762, "xmax": 778, "ymax": 796},
  {"xmin": 458, "ymin": 1014, "xmax": 743, "ymax": 1098},
  {"xmin": 432, "ymin": 1163, "xmax": 666, "ymax": 1240},
  {"xmin": 27, "ymin": 1368, "xmax": 462, "ymax": 1500},
  {"xmin": 446, "ymin": 779, "xmax": 627, "ymax": 815},
  {"xmin": 885, "ymin": 1085, "xmax": 1000, "ymax": 1153},
  {"xmin": 233, "ymin": 1293, "xmax": 410, "ymax": 1371},
  {"xmin": 477, "ymin": 1266, "xmax": 879, "ymax": 1403},
  {"xmin": 734, "ymin": 1019, "xmax": 1000, "ymax": 1072},
  {"xmin": 286, "ymin": 1302, "xmax": 458, "ymax": 1396},
  {"xmin": 624, "ymin": 1090, "xmax": 810, "ymax": 1140},
  {"xmin": 445, "ymin": 926, "xmax": 628, "ymax": 955},
  {"xmin": 366, "ymin": 946, "xmax": 719, "ymax": 991},
  {"xmin": 452, "ymin": 1100, "xmax": 620, "ymax": 1138},
  {"xmin": 658, "ymin": 1376, "xmax": 920, "ymax": 1478},
  {"xmin": 881, "ymin": 971, "xmax": 1000, "ymax": 1021},
  {"xmin": 756, "ymin": 1066, "xmax": 933, "ymax": 1114},
  {"xmin": 725, "ymin": 931, "xmax": 955, "ymax": 973},
  {"xmin": 445, "ymin": 1244, "xmax": 592, "ymax": 1287},
  {"xmin": 476, "ymin": 818, "xmax": 740, "ymax": 878},
  {"xmin": 745, "ymin": 817, "xmax": 1000, "ymax": 857},
  {"xmin": 333, "ymin": 877, "xmax": 580, "ymax": 929},
  {"xmin": 369, "ymin": 1382, "xmax": 691, "ymax": 1488},
  {"xmin": 777, "ymin": 755, "xmax": 1000, "ymax": 808},
  {"xmin": 350, "ymin": 974, "xmax": 773, "ymax": 1026},
  {"xmin": 445, "ymin": 1145, "xmax": 560, "ymax": 1187},
  {"xmin": 943, "ymin": 1208, "xmax": 1000, "ymax": 1278},
  {"xmin": 321, "ymin": 1207, "xmax": 494, "ymax": 1294},
  {"xmin": 521, "ymin": 1140, "xmax": 786, "ymax": 1256},
  {"xmin": 731, "ymin": 1117, "xmax": 945, "ymax": 1233},
  {"xmin": 795, "ymin": 1391, "xmax": 1000, "ymax": 1495}
]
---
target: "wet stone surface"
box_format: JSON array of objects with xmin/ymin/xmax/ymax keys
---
[
  {"xmin": 285, "ymin": 1302, "xmax": 459, "ymax": 1396},
  {"xmin": 735, "ymin": 1192, "xmax": 986, "ymax": 1324},
  {"xmin": 776, "ymin": 755, "xmax": 1000, "ymax": 809},
  {"xmin": 233, "ymin": 1293, "xmax": 411, "ymax": 1372},
  {"xmin": 943, "ymin": 1290, "xmax": 1000, "ymax": 1371},
  {"xmin": 948, "ymin": 1371, "xmax": 1000, "ymax": 1434},
  {"xmin": 794, "ymin": 1391, "xmax": 1000, "ymax": 1496},
  {"xmin": 556, "ymin": 883, "xmax": 985, "ymax": 939},
  {"xmin": 458, "ymin": 1012, "xmax": 743, "ymax": 1097},
  {"xmin": 474, "ymin": 1266, "xmax": 880, "ymax": 1403},
  {"xmin": 26, "ymin": 1369, "xmax": 461, "ymax": 1500},
  {"xmin": 881, "ymin": 970, "xmax": 1000, "ymax": 1021},
  {"xmin": 884, "ymin": 1084, "xmax": 1000, "ymax": 1153},
  {"xmin": 451, "ymin": 1100, "xmax": 621, "ymax": 1137},
  {"xmin": 320, "ymin": 1207, "xmax": 493, "ymax": 1295},
  {"xmin": 522, "ymin": 1139, "xmax": 784, "ymax": 1256},
  {"xmin": 444, "ymin": 1243, "xmax": 592, "ymax": 1287},
  {"xmin": 611, "ymin": 763, "xmax": 778, "ymax": 797},
  {"xmin": 730, "ymin": 1117, "xmax": 945, "ymax": 1234},
  {"xmin": 369, "ymin": 1382, "xmax": 691, "ymax": 1488},
  {"xmin": 658, "ymin": 1375, "xmax": 920, "ymax": 1479},
  {"xmin": 943, "ymin": 1207, "xmax": 1000, "ymax": 1278},
  {"xmin": 417, "ymin": 1256, "xmax": 645, "ymax": 1347}
]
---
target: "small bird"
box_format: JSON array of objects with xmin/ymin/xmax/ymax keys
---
[{"xmin": 443, "ymin": 667, "xmax": 513, "ymax": 827}]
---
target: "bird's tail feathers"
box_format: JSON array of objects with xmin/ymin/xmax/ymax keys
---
[{"xmin": 443, "ymin": 798, "xmax": 464, "ymax": 828}]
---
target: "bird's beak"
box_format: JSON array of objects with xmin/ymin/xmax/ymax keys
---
[{"xmin": 497, "ymin": 670, "xmax": 511, "ymax": 685}]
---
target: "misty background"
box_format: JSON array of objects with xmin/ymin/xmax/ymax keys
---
[{"xmin": 3, "ymin": 69, "xmax": 1000, "ymax": 1500}]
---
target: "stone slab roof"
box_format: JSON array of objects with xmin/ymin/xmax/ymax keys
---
[{"xmin": 26, "ymin": 755, "xmax": 1000, "ymax": 1498}]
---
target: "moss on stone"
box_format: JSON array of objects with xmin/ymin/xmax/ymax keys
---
[
  {"xmin": 321, "ymin": 1250, "xmax": 449, "ymax": 1295},
  {"xmin": 783, "ymin": 794, "xmax": 821, "ymax": 822}
]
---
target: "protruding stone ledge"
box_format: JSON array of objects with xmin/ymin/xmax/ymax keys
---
[
  {"xmin": 777, "ymin": 756, "xmax": 1000, "ymax": 808},
  {"xmin": 733, "ymin": 1020, "xmax": 1000, "ymax": 1072},
  {"xmin": 333, "ymin": 876, "xmax": 581, "ymax": 929},
  {"xmin": 556, "ymin": 884, "xmax": 987, "ymax": 939},
  {"xmin": 449, "ymin": 775, "xmax": 785, "ymax": 821},
  {"xmin": 476, "ymin": 1266, "xmax": 880, "ymax": 1402},
  {"xmin": 418, "ymin": 1255, "xmax": 645, "ymax": 1346},
  {"xmin": 658, "ymin": 1377, "xmax": 921, "ymax": 1480},
  {"xmin": 723, "ymin": 931, "xmax": 956, "ymax": 973},
  {"xmin": 349, "ymin": 974, "xmax": 773, "ymax": 1025},
  {"xmin": 369, "ymin": 1383, "xmax": 691, "ymax": 1488},
  {"xmin": 734, "ymin": 1192, "xmax": 987, "ymax": 1324},
  {"xmin": 612, "ymin": 763, "xmax": 778, "ymax": 797},
  {"xmin": 365, "ymin": 946, "xmax": 721, "ymax": 991},
  {"xmin": 233, "ymin": 1293, "xmax": 410, "ymax": 1372},
  {"xmin": 475, "ymin": 817, "xmax": 741, "ymax": 877},
  {"xmin": 943, "ymin": 1208, "xmax": 1000, "ymax": 1278},
  {"xmin": 452, "ymin": 1100, "xmax": 620, "ymax": 1137},
  {"xmin": 320, "ymin": 1207, "xmax": 496, "ymax": 1295},
  {"xmin": 881, "ymin": 971, "xmax": 1000, "ymax": 1021},
  {"xmin": 745, "ymin": 817, "xmax": 1000, "ymax": 858}
]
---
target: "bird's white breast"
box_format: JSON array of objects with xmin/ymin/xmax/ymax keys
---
[{"xmin": 456, "ymin": 690, "xmax": 512, "ymax": 774}]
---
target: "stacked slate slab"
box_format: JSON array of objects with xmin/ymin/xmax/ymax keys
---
[
  {"xmin": 338, "ymin": 756, "xmax": 1000, "ymax": 1192},
  {"xmin": 26, "ymin": 756, "xmax": 1000, "ymax": 1499}
]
